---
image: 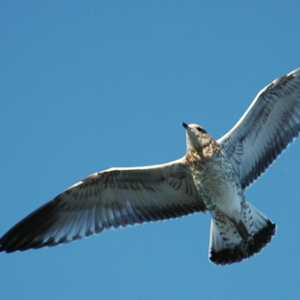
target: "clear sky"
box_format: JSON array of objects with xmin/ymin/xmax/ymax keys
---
[{"xmin": 1, "ymin": 1, "xmax": 300, "ymax": 299}]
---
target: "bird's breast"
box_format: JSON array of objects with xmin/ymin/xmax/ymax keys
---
[{"xmin": 190, "ymin": 156, "xmax": 242, "ymax": 216}]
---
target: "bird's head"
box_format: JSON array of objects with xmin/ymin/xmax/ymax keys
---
[{"xmin": 182, "ymin": 122, "xmax": 212, "ymax": 153}]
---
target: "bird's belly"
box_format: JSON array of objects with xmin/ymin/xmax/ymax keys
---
[{"xmin": 192, "ymin": 164, "xmax": 242, "ymax": 218}]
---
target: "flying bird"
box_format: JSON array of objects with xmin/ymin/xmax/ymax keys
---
[{"xmin": 1, "ymin": 68, "xmax": 300, "ymax": 265}]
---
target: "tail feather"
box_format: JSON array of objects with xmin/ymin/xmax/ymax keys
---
[{"xmin": 209, "ymin": 203, "xmax": 276, "ymax": 265}]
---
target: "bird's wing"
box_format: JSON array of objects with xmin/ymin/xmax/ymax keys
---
[
  {"xmin": 218, "ymin": 68, "xmax": 300, "ymax": 189},
  {"xmin": 0, "ymin": 157, "xmax": 205, "ymax": 252}
]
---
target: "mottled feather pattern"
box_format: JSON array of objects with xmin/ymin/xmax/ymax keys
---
[
  {"xmin": 219, "ymin": 68, "xmax": 300, "ymax": 188},
  {"xmin": 0, "ymin": 160, "xmax": 205, "ymax": 252}
]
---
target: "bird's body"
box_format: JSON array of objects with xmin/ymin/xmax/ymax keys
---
[
  {"xmin": 183, "ymin": 123, "xmax": 275, "ymax": 264},
  {"xmin": 185, "ymin": 130, "xmax": 239, "ymax": 217},
  {"xmin": 1, "ymin": 68, "xmax": 300, "ymax": 265}
]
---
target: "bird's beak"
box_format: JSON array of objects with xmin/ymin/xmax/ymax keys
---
[{"xmin": 182, "ymin": 122, "xmax": 189, "ymax": 130}]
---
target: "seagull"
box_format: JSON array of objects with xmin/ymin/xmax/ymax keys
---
[{"xmin": 1, "ymin": 69, "xmax": 300, "ymax": 265}]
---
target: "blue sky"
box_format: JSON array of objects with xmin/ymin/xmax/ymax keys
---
[{"xmin": 1, "ymin": 1, "xmax": 300, "ymax": 299}]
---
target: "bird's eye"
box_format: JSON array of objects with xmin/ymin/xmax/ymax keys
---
[{"xmin": 196, "ymin": 126, "xmax": 206, "ymax": 133}]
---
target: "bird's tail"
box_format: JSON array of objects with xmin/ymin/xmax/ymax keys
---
[{"xmin": 209, "ymin": 202, "xmax": 276, "ymax": 265}]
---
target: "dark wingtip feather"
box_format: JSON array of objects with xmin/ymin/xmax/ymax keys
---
[{"xmin": 0, "ymin": 199, "xmax": 61, "ymax": 253}]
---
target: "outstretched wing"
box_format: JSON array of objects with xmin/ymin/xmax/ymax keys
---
[
  {"xmin": 0, "ymin": 158, "xmax": 205, "ymax": 253},
  {"xmin": 218, "ymin": 68, "xmax": 300, "ymax": 189}
]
